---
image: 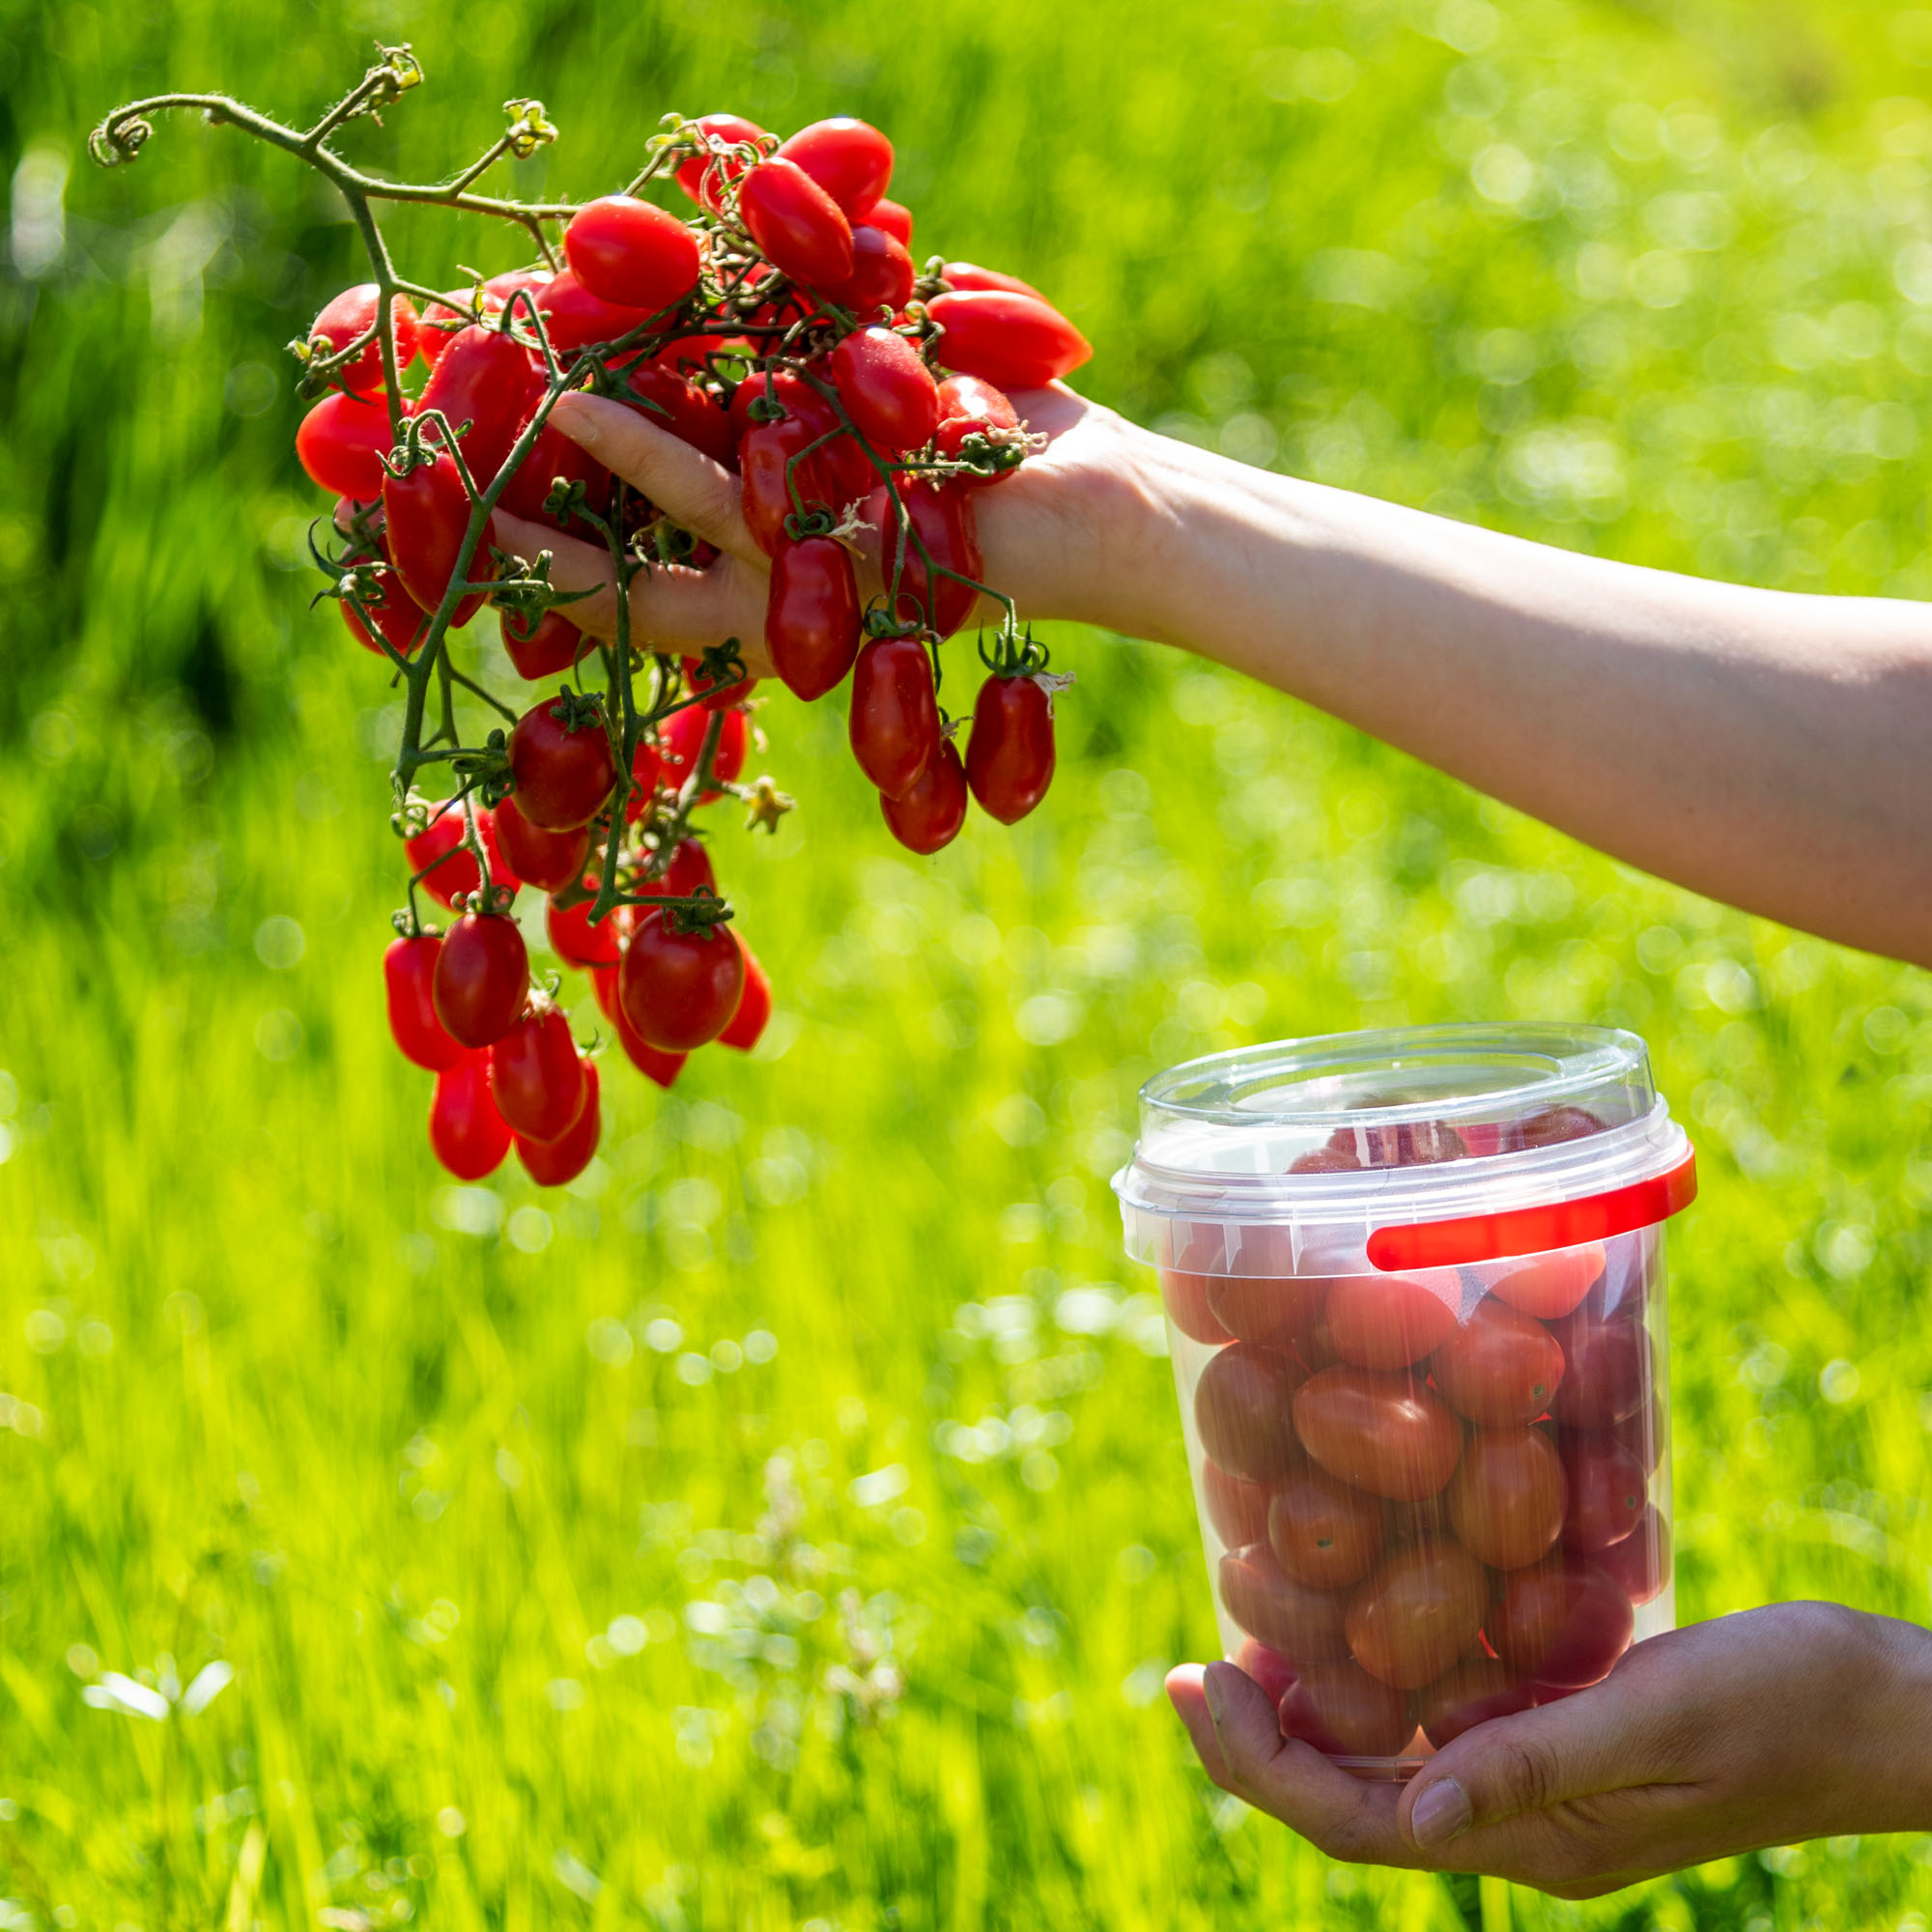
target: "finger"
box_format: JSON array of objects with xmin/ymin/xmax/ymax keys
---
[
  {"xmin": 1199, "ymin": 1662, "xmax": 1413, "ymax": 1867},
  {"xmin": 1166, "ymin": 1667, "xmax": 1239, "ymax": 1792},
  {"xmin": 1400, "ymin": 1674, "xmax": 1661, "ymax": 1858},
  {"xmin": 550, "ymin": 393, "xmax": 760, "ymax": 566},
  {"xmin": 492, "ymin": 512, "xmax": 776, "ymax": 677}
]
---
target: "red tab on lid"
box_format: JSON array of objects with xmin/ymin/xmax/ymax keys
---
[{"xmin": 1366, "ymin": 1150, "xmax": 1697, "ymax": 1271}]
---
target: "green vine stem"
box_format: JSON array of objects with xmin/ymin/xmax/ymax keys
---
[{"xmin": 93, "ymin": 51, "xmax": 1026, "ymax": 952}]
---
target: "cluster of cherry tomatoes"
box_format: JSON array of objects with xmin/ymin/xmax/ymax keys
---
[
  {"xmin": 288, "ymin": 108, "xmax": 1095, "ymax": 1183},
  {"xmin": 381, "ymin": 681, "xmax": 769, "ymax": 1188},
  {"xmin": 1162, "ymin": 1116, "xmax": 1666, "ymax": 1764}
]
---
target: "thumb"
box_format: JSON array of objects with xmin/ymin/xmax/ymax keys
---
[{"xmin": 1400, "ymin": 1683, "xmax": 1635, "ymax": 1855}]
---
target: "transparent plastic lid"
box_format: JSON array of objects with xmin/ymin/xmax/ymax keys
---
[{"xmin": 1114, "ymin": 1024, "xmax": 1692, "ymax": 1262}]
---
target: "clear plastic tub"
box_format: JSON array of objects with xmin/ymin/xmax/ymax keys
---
[{"xmin": 1113, "ymin": 1023, "xmax": 1694, "ymax": 1780}]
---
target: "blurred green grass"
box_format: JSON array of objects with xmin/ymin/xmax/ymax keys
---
[{"xmin": 5, "ymin": 0, "xmax": 1932, "ymax": 1924}]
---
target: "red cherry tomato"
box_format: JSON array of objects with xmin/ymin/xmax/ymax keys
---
[
  {"xmin": 827, "ymin": 224, "xmax": 916, "ymax": 315},
  {"xmin": 618, "ymin": 907, "xmax": 746, "ymax": 1051},
  {"xmin": 490, "ymin": 794, "xmax": 589, "ymax": 895},
  {"xmin": 1194, "ymin": 1344, "xmax": 1306, "ymax": 1485},
  {"xmin": 681, "ymin": 654, "xmax": 756, "ymax": 711},
  {"xmin": 297, "ymin": 391, "xmax": 399, "ymax": 499},
  {"xmin": 1516, "ymin": 1105, "xmax": 1606, "ymax": 1148},
  {"xmin": 867, "ymin": 198, "xmax": 913, "ymax": 248},
  {"xmin": 728, "ymin": 364, "xmax": 838, "ymax": 442},
  {"xmin": 849, "ymin": 634, "xmax": 941, "ymax": 799},
  {"xmin": 1549, "ymin": 1312, "xmax": 1652, "ymax": 1428},
  {"xmin": 1605, "ymin": 1392, "xmax": 1665, "ymax": 1474},
  {"xmin": 415, "ymin": 325, "xmax": 546, "ymax": 494},
  {"xmin": 1278, "ymin": 1660, "xmax": 1413, "ymax": 1759},
  {"xmin": 488, "ymin": 1007, "xmax": 587, "ymax": 1143},
  {"xmin": 778, "ymin": 118, "xmax": 893, "ymax": 217},
  {"xmin": 935, "ymin": 375, "xmax": 1025, "ymax": 486},
  {"xmin": 926, "ymin": 289, "xmax": 1093, "ymax": 388},
  {"xmin": 431, "ymin": 908, "xmax": 530, "ymax": 1049},
  {"xmin": 740, "ymin": 416, "xmax": 842, "ymax": 555},
  {"xmin": 517, "ymin": 1060, "xmax": 602, "ymax": 1187},
  {"xmin": 563, "ymin": 195, "xmax": 701, "ymax": 314},
  {"xmin": 766, "ymin": 537, "xmax": 862, "ymax": 700},
  {"xmin": 715, "ymin": 936, "xmax": 772, "ymax": 1051},
  {"xmin": 339, "ymin": 541, "xmax": 429, "ymax": 660},
  {"xmin": 942, "ymin": 260, "xmax": 1048, "ymax": 302},
  {"xmin": 966, "ymin": 671, "xmax": 1056, "ymax": 824},
  {"xmin": 1323, "ymin": 1274, "xmax": 1458, "ymax": 1370},
  {"xmin": 1345, "ymin": 1541, "xmax": 1489, "ymax": 1690},
  {"xmin": 622, "ymin": 363, "xmax": 739, "ymax": 469},
  {"xmin": 1595, "ymin": 1504, "xmax": 1669, "ymax": 1606},
  {"xmin": 384, "ymin": 933, "xmax": 466, "ymax": 1071},
  {"xmin": 1293, "ymin": 1369, "xmax": 1463, "ymax": 1503},
  {"xmin": 546, "ymin": 888, "xmax": 625, "ymax": 970},
  {"xmin": 1202, "ymin": 1462, "xmax": 1273, "ymax": 1548},
  {"xmin": 1159, "ymin": 1265, "xmax": 1235, "ymax": 1346},
  {"xmin": 675, "ymin": 112, "xmax": 767, "ymax": 211},
  {"xmin": 869, "ymin": 480, "xmax": 981, "ymax": 639},
  {"xmin": 429, "ymin": 1051, "xmax": 513, "ymax": 1179},
  {"xmin": 1446, "ymin": 1427, "xmax": 1567, "ymax": 1570},
  {"xmin": 829, "ymin": 327, "xmax": 939, "ymax": 455},
  {"xmin": 1266, "ymin": 1468, "xmax": 1386, "ymax": 1590},
  {"xmin": 739, "ymin": 159, "xmax": 855, "ymax": 288},
  {"xmin": 1291, "ymin": 1147, "xmax": 1362, "ymax": 1174},
  {"xmin": 497, "ymin": 417, "xmax": 612, "ymax": 532},
  {"xmin": 608, "ymin": 979, "xmax": 689, "ymax": 1088},
  {"xmin": 1488, "ymin": 1243, "xmax": 1605, "ymax": 1321},
  {"xmin": 416, "ymin": 294, "xmax": 481, "ymax": 368},
  {"xmin": 1415, "ymin": 1654, "xmax": 1536, "ymax": 1748},
  {"xmin": 501, "ymin": 610, "xmax": 586, "ymax": 681},
  {"xmin": 1431, "ymin": 1294, "xmax": 1567, "ymax": 1427},
  {"xmin": 487, "ymin": 267, "xmax": 554, "ymax": 304},
  {"xmin": 1230, "ymin": 1636, "xmax": 1296, "ymax": 1712},
  {"xmin": 1217, "ymin": 1543, "xmax": 1349, "ymax": 1664},
  {"xmin": 508, "ymin": 696, "xmax": 617, "ymax": 832},
  {"xmin": 532, "ymin": 270, "xmax": 655, "ymax": 354},
  {"xmin": 1489, "ymin": 1558, "xmax": 1634, "ymax": 1689},
  {"xmin": 1204, "ymin": 1273, "xmax": 1329, "ymax": 1353},
  {"xmin": 623, "ymin": 734, "xmax": 665, "ymax": 825},
  {"xmin": 881, "ymin": 737, "xmax": 969, "ymax": 854},
  {"xmin": 308, "ymin": 284, "xmax": 418, "ymax": 395},
  {"xmin": 660, "ymin": 703, "xmax": 747, "ymax": 800},
  {"xmin": 405, "ymin": 807, "xmax": 496, "ymax": 912},
  {"xmin": 637, "ymin": 836, "xmax": 717, "ymax": 905},
  {"xmin": 1560, "ymin": 1435, "xmax": 1649, "ymax": 1551},
  {"xmin": 382, "ymin": 455, "xmax": 495, "ymax": 628}
]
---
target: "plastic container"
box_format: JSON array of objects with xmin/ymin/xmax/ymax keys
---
[{"xmin": 1113, "ymin": 1023, "xmax": 1694, "ymax": 1780}]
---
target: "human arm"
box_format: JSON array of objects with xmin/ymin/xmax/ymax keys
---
[
  {"xmin": 500, "ymin": 389, "xmax": 1932, "ymax": 966},
  {"xmin": 1162, "ymin": 1604, "xmax": 1932, "ymax": 1898}
]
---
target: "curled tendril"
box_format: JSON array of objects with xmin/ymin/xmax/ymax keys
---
[
  {"xmin": 89, "ymin": 112, "xmax": 151, "ymax": 167},
  {"xmin": 502, "ymin": 98, "xmax": 558, "ymax": 159},
  {"xmin": 376, "ymin": 44, "xmax": 424, "ymax": 96}
]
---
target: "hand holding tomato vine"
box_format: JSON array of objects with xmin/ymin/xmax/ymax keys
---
[{"xmin": 94, "ymin": 45, "xmax": 1095, "ymax": 1183}]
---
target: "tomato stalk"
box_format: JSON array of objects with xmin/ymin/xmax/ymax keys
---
[{"xmin": 98, "ymin": 48, "xmax": 1065, "ymax": 1016}]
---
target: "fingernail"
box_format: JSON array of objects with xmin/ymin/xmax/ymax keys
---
[
  {"xmin": 1409, "ymin": 1776, "xmax": 1472, "ymax": 1850},
  {"xmin": 552, "ymin": 394, "xmax": 598, "ymax": 447},
  {"xmin": 1201, "ymin": 1667, "xmax": 1230, "ymax": 1728}
]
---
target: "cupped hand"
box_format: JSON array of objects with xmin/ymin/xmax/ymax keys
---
[
  {"xmin": 489, "ymin": 383, "xmax": 1155, "ymax": 676},
  {"xmin": 1165, "ymin": 1604, "xmax": 1932, "ymax": 1899}
]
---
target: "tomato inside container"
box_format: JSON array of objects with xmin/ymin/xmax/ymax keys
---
[{"xmin": 1113, "ymin": 1023, "xmax": 1693, "ymax": 1780}]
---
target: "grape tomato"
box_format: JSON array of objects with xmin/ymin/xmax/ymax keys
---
[
  {"xmin": 1293, "ymin": 1368, "xmax": 1463, "ymax": 1502},
  {"xmin": 1194, "ymin": 1344, "xmax": 1306, "ymax": 1485}
]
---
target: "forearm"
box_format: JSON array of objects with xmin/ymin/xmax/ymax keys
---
[
  {"xmin": 1856, "ymin": 1609, "xmax": 1932, "ymax": 1835},
  {"xmin": 1079, "ymin": 428, "xmax": 1932, "ymax": 966}
]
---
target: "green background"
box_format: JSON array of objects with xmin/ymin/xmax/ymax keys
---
[{"xmin": 4, "ymin": 0, "xmax": 1932, "ymax": 1924}]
